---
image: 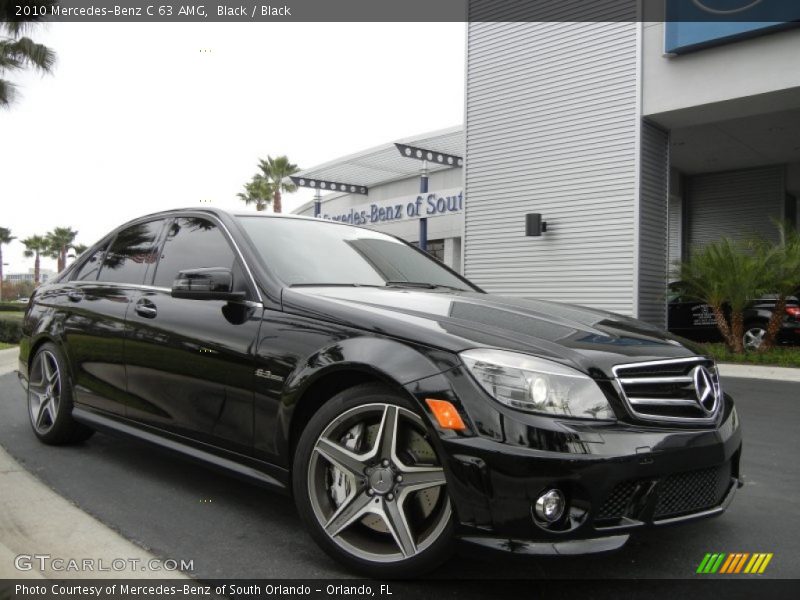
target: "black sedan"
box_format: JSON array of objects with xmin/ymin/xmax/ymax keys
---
[
  {"xmin": 17, "ymin": 209, "xmax": 742, "ymax": 577},
  {"xmin": 668, "ymin": 282, "xmax": 800, "ymax": 349}
]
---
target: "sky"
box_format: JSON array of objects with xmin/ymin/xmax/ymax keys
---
[{"xmin": 0, "ymin": 22, "xmax": 465, "ymax": 274}]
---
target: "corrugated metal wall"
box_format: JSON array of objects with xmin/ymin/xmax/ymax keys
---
[
  {"xmin": 638, "ymin": 122, "xmax": 670, "ymax": 327},
  {"xmin": 668, "ymin": 194, "xmax": 682, "ymax": 277},
  {"xmin": 687, "ymin": 167, "xmax": 785, "ymax": 251},
  {"xmin": 464, "ymin": 21, "xmax": 640, "ymax": 316}
]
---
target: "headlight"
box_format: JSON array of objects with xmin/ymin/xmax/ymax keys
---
[{"xmin": 460, "ymin": 348, "xmax": 615, "ymax": 420}]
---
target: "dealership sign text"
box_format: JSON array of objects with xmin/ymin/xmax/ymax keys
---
[{"xmin": 321, "ymin": 188, "xmax": 463, "ymax": 226}]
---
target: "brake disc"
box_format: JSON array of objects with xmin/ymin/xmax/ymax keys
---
[{"xmin": 327, "ymin": 420, "xmax": 440, "ymax": 534}]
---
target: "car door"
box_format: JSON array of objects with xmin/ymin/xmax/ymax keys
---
[
  {"xmin": 59, "ymin": 219, "xmax": 166, "ymax": 415},
  {"xmin": 124, "ymin": 215, "xmax": 261, "ymax": 455}
]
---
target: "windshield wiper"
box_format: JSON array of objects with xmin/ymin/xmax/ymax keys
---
[{"xmin": 384, "ymin": 281, "xmax": 468, "ymax": 291}]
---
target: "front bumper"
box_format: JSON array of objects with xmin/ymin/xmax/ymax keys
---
[{"xmin": 406, "ymin": 366, "xmax": 743, "ymax": 554}]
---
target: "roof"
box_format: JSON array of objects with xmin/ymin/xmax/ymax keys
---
[{"xmin": 292, "ymin": 125, "xmax": 464, "ymax": 213}]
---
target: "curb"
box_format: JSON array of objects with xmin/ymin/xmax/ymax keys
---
[{"xmin": 718, "ymin": 362, "xmax": 800, "ymax": 382}]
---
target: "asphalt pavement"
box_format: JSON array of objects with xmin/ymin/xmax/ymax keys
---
[{"xmin": 0, "ymin": 372, "xmax": 798, "ymax": 580}]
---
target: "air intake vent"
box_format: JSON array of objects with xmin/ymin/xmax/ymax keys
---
[{"xmin": 612, "ymin": 357, "xmax": 721, "ymax": 424}]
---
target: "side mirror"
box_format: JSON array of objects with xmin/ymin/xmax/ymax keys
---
[{"xmin": 171, "ymin": 267, "xmax": 246, "ymax": 301}]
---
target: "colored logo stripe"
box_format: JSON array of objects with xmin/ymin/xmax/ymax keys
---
[
  {"xmin": 698, "ymin": 552, "xmax": 773, "ymax": 574},
  {"xmin": 744, "ymin": 553, "xmax": 774, "ymax": 574},
  {"xmin": 697, "ymin": 553, "xmax": 726, "ymax": 573}
]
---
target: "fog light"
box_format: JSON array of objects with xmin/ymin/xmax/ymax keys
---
[{"xmin": 534, "ymin": 489, "xmax": 565, "ymax": 523}]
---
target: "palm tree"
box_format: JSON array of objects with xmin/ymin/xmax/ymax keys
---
[
  {"xmin": 46, "ymin": 226, "xmax": 79, "ymax": 272},
  {"xmin": 0, "ymin": 226, "xmax": 14, "ymax": 302},
  {"xmin": 0, "ymin": 1, "xmax": 57, "ymax": 107},
  {"xmin": 676, "ymin": 237, "xmax": 765, "ymax": 353},
  {"xmin": 753, "ymin": 223, "xmax": 800, "ymax": 351},
  {"xmin": 22, "ymin": 234, "xmax": 48, "ymax": 285},
  {"xmin": 257, "ymin": 155, "xmax": 299, "ymax": 213},
  {"xmin": 236, "ymin": 174, "xmax": 273, "ymax": 212}
]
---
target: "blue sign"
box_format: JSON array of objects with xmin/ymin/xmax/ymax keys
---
[{"xmin": 665, "ymin": 0, "xmax": 800, "ymax": 55}]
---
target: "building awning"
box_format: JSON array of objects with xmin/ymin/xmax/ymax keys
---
[{"xmin": 291, "ymin": 126, "xmax": 464, "ymax": 207}]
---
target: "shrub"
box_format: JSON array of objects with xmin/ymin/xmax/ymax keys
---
[{"xmin": 0, "ymin": 318, "xmax": 23, "ymax": 344}]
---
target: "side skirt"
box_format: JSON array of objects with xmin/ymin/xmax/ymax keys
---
[{"xmin": 72, "ymin": 407, "xmax": 289, "ymax": 492}]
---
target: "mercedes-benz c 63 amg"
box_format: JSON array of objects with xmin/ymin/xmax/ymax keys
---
[{"xmin": 17, "ymin": 209, "xmax": 742, "ymax": 577}]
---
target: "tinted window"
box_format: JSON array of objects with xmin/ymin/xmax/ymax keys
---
[
  {"xmin": 237, "ymin": 217, "xmax": 475, "ymax": 291},
  {"xmin": 152, "ymin": 217, "xmax": 236, "ymax": 288},
  {"xmin": 99, "ymin": 220, "xmax": 165, "ymax": 285},
  {"xmin": 72, "ymin": 242, "xmax": 108, "ymax": 282}
]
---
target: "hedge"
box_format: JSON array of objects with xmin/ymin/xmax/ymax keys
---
[
  {"xmin": 0, "ymin": 303, "xmax": 26, "ymax": 312},
  {"xmin": 0, "ymin": 319, "xmax": 23, "ymax": 344}
]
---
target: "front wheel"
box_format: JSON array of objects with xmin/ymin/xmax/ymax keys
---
[{"xmin": 293, "ymin": 383, "xmax": 454, "ymax": 577}]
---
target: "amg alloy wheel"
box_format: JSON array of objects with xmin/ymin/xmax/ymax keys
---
[
  {"xmin": 294, "ymin": 384, "xmax": 454, "ymax": 577},
  {"xmin": 27, "ymin": 343, "xmax": 93, "ymax": 445},
  {"xmin": 743, "ymin": 322, "xmax": 767, "ymax": 350}
]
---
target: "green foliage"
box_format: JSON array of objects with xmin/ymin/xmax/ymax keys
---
[
  {"xmin": 675, "ymin": 237, "xmax": 765, "ymax": 353},
  {"xmin": 45, "ymin": 226, "xmax": 79, "ymax": 272},
  {"xmin": 752, "ymin": 223, "xmax": 800, "ymax": 350},
  {"xmin": 700, "ymin": 343, "xmax": 800, "ymax": 369},
  {"xmin": 0, "ymin": 226, "xmax": 13, "ymax": 245},
  {"xmin": 236, "ymin": 174, "xmax": 273, "ymax": 212},
  {"xmin": 0, "ymin": 302, "xmax": 25, "ymax": 311},
  {"xmin": 0, "ymin": 316, "xmax": 22, "ymax": 343},
  {"xmin": 0, "ymin": 1, "xmax": 58, "ymax": 107},
  {"xmin": 675, "ymin": 223, "xmax": 800, "ymax": 354},
  {"xmin": 257, "ymin": 155, "xmax": 299, "ymax": 214},
  {"xmin": 239, "ymin": 155, "xmax": 299, "ymax": 213}
]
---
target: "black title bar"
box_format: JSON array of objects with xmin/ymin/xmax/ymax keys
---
[{"xmin": 5, "ymin": 0, "xmax": 800, "ymax": 23}]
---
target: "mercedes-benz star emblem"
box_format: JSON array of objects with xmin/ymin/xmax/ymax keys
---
[
  {"xmin": 692, "ymin": 0, "xmax": 764, "ymax": 15},
  {"xmin": 691, "ymin": 365, "xmax": 717, "ymax": 413}
]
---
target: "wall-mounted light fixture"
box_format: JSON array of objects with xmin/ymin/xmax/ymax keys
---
[{"xmin": 525, "ymin": 213, "xmax": 548, "ymax": 236}]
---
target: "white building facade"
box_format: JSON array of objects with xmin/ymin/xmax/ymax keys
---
[{"xmin": 295, "ymin": 5, "xmax": 800, "ymax": 328}]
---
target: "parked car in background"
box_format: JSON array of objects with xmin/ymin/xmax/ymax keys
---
[
  {"xmin": 18, "ymin": 210, "xmax": 742, "ymax": 577},
  {"xmin": 667, "ymin": 282, "xmax": 800, "ymax": 349}
]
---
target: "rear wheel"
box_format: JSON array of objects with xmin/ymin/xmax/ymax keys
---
[
  {"xmin": 293, "ymin": 383, "xmax": 454, "ymax": 577},
  {"xmin": 28, "ymin": 343, "xmax": 94, "ymax": 445},
  {"xmin": 743, "ymin": 321, "xmax": 767, "ymax": 351}
]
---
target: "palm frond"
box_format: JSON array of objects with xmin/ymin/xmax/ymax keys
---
[
  {"xmin": 0, "ymin": 226, "xmax": 14, "ymax": 244},
  {"xmin": 0, "ymin": 78, "xmax": 15, "ymax": 106},
  {"xmin": 0, "ymin": 36, "xmax": 56, "ymax": 72}
]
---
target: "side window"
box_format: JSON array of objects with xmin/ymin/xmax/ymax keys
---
[
  {"xmin": 99, "ymin": 220, "xmax": 165, "ymax": 285},
  {"xmin": 72, "ymin": 241, "xmax": 109, "ymax": 282},
  {"xmin": 152, "ymin": 217, "xmax": 237, "ymax": 289}
]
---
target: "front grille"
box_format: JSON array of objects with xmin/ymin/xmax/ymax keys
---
[
  {"xmin": 597, "ymin": 480, "xmax": 639, "ymax": 520},
  {"xmin": 654, "ymin": 464, "xmax": 729, "ymax": 519},
  {"xmin": 595, "ymin": 462, "xmax": 732, "ymax": 524},
  {"xmin": 612, "ymin": 357, "xmax": 722, "ymax": 423}
]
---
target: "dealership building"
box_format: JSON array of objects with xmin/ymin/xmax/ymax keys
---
[{"xmin": 294, "ymin": 14, "xmax": 800, "ymax": 328}]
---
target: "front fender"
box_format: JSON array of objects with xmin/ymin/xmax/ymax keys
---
[{"xmin": 272, "ymin": 335, "xmax": 460, "ymax": 465}]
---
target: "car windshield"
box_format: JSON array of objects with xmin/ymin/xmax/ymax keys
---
[{"xmin": 237, "ymin": 216, "xmax": 477, "ymax": 291}]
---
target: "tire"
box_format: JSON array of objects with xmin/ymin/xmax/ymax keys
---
[
  {"xmin": 742, "ymin": 321, "xmax": 768, "ymax": 351},
  {"xmin": 27, "ymin": 342, "xmax": 94, "ymax": 445},
  {"xmin": 293, "ymin": 382, "xmax": 455, "ymax": 578}
]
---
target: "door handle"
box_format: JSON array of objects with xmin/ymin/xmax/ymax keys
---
[
  {"xmin": 67, "ymin": 290, "xmax": 84, "ymax": 302},
  {"xmin": 135, "ymin": 300, "xmax": 157, "ymax": 318}
]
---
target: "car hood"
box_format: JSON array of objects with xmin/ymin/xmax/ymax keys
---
[{"xmin": 281, "ymin": 286, "xmax": 699, "ymax": 379}]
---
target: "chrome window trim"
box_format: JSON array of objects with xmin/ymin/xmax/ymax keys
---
[
  {"xmin": 212, "ymin": 216, "xmax": 264, "ymax": 305},
  {"xmin": 71, "ymin": 282, "xmax": 171, "ymax": 293}
]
